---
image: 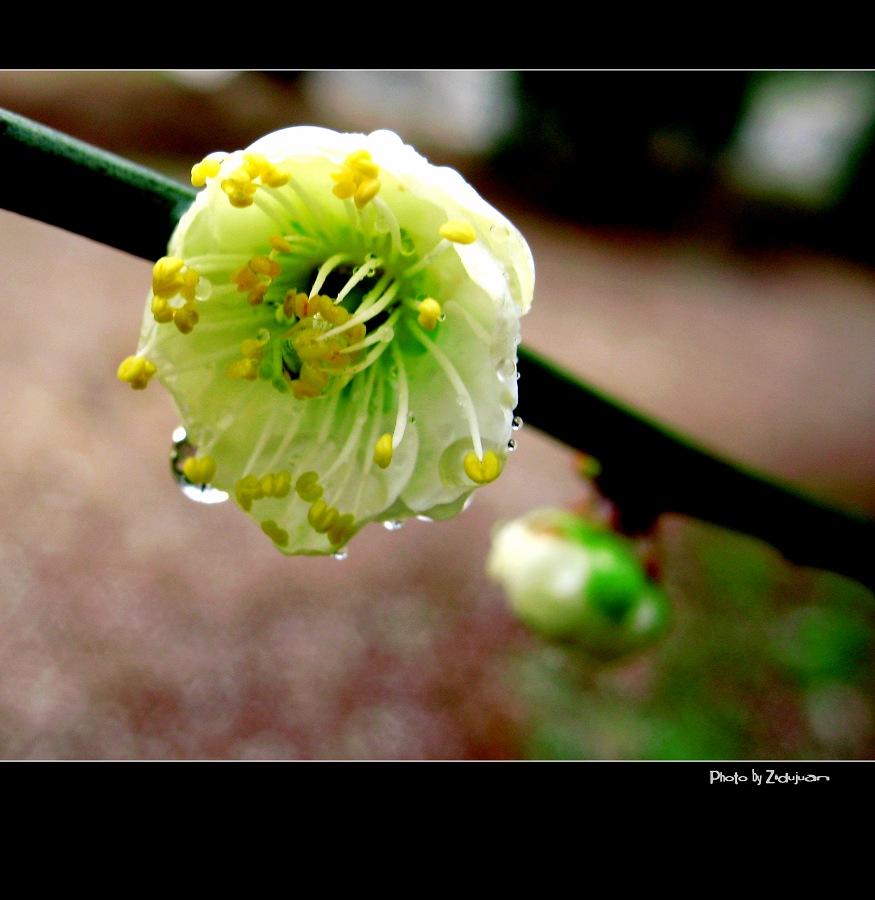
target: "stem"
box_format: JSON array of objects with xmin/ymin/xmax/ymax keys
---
[
  {"xmin": 517, "ymin": 348, "xmax": 875, "ymax": 592},
  {"xmin": 0, "ymin": 107, "xmax": 196, "ymax": 261},
  {"xmin": 2, "ymin": 107, "xmax": 873, "ymax": 591}
]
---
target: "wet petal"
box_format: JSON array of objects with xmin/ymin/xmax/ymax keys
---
[{"xmin": 123, "ymin": 126, "xmax": 535, "ymax": 555}]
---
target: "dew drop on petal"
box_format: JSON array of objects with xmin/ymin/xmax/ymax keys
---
[
  {"xmin": 512, "ymin": 415, "xmax": 524, "ymax": 431},
  {"xmin": 333, "ymin": 549, "xmax": 349, "ymax": 561},
  {"xmin": 507, "ymin": 439, "xmax": 517, "ymax": 452},
  {"xmin": 170, "ymin": 426, "xmax": 229, "ymax": 505},
  {"xmin": 383, "ymin": 520, "xmax": 405, "ymax": 531},
  {"xmin": 497, "ymin": 358, "xmax": 516, "ymax": 380}
]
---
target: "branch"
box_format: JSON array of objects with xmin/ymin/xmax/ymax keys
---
[{"xmin": 2, "ymin": 107, "xmax": 872, "ymax": 591}]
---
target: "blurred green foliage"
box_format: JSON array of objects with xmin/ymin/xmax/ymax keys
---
[{"xmin": 511, "ymin": 520, "xmax": 874, "ymax": 760}]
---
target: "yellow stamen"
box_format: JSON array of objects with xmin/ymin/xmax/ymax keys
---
[
  {"xmin": 232, "ymin": 255, "xmax": 281, "ymax": 306},
  {"xmin": 417, "ymin": 298, "xmax": 442, "ymax": 331},
  {"xmin": 235, "ymin": 474, "xmax": 263, "ymax": 511},
  {"xmin": 261, "ymin": 519, "xmax": 289, "ymax": 547},
  {"xmin": 247, "ymin": 282, "xmax": 269, "ymax": 306},
  {"xmin": 222, "ymin": 170, "xmax": 256, "ymax": 208},
  {"xmin": 178, "ymin": 269, "xmax": 200, "ymax": 303},
  {"xmin": 190, "ymin": 157, "xmax": 221, "ymax": 188},
  {"xmin": 295, "ymin": 471, "xmax": 323, "ymax": 503},
  {"xmin": 331, "ymin": 149, "xmax": 381, "ymax": 208},
  {"xmin": 152, "ymin": 256, "xmax": 185, "ymax": 297},
  {"xmin": 172, "ymin": 304, "xmax": 199, "ymax": 335},
  {"xmin": 151, "ymin": 296, "xmax": 175, "ymax": 324},
  {"xmin": 182, "ymin": 456, "xmax": 216, "ymax": 485},
  {"xmin": 259, "ymin": 473, "xmax": 276, "ymax": 497},
  {"xmin": 117, "ymin": 356, "xmax": 157, "ymax": 390},
  {"xmin": 270, "ymin": 234, "xmax": 295, "ymax": 253},
  {"xmin": 439, "ymin": 219, "xmax": 477, "ymax": 244},
  {"xmin": 151, "ymin": 258, "xmax": 203, "ymax": 331},
  {"xmin": 241, "ymin": 337, "xmax": 267, "ymax": 358},
  {"xmin": 250, "ymin": 256, "xmax": 281, "ymax": 277},
  {"xmin": 308, "ymin": 499, "xmax": 339, "ymax": 534},
  {"xmin": 463, "ymin": 450, "xmax": 502, "ymax": 485},
  {"xmin": 227, "ymin": 358, "xmax": 260, "ymax": 380},
  {"xmin": 328, "ymin": 513, "xmax": 355, "ymax": 546},
  {"xmin": 355, "ymin": 178, "xmax": 381, "ymax": 210},
  {"xmin": 271, "ymin": 470, "xmax": 292, "ymax": 499},
  {"xmin": 373, "ymin": 433, "xmax": 393, "ymax": 469}
]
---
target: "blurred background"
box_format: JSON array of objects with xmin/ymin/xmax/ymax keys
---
[{"xmin": 1, "ymin": 70, "xmax": 873, "ymax": 760}]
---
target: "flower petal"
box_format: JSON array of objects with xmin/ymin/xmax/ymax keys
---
[{"xmin": 127, "ymin": 126, "xmax": 534, "ymax": 555}]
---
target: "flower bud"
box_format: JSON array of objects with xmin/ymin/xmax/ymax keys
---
[{"xmin": 488, "ymin": 508, "xmax": 670, "ymax": 659}]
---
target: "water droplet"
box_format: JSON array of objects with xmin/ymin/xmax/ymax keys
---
[
  {"xmin": 512, "ymin": 415, "xmax": 524, "ymax": 431},
  {"xmin": 195, "ymin": 278, "xmax": 213, "ymax": 301},
  {"xmin": 516, "ymin": 371, "xmax": 521, "ymax": 380},
  {"xmin": 507, "ymin": 439, "xmax": 517, "ymax": 452},
  {"xmin": 438, "ymin": 313, "xmax": 446, "ymax": 322},
  {"xmin": 333, "ymin": 549, "xmax": 349, "ymax": 561},
  {"xmin": 170, "ymin": 427, "xmax": 229, "ymax": 505},
  {"xmin": 408, "ymin": 413, "xmax": 416, "ymax": 425},
  {"xmin": 497, "ymin": 358, "xmax": 515, "ymax": 380},
  {"xmin": 383, "ymin": 520, "xmax": 404, "ymax": 531},
  {"xmin": 415, "ymin": 514, "xmax": 434, "ymax": 523}
]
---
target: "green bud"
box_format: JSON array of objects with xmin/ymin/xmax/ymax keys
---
[{"xmin": 487, "ymin": 508, "xmax": 670, "ymax": 659}]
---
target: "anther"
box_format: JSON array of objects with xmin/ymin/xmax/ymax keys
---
[
  {"xmin": 331, "ymin": 150, "xmax": 382, "ymax": 209},
  {"xmin": 373, "ymin": 433, "xmax": 393, "ymax": 469},
  {"xmin": 355, "ymin": 178, "xmax": 381, "ymax": 210},
  {"xmin": 182, "ymin": 456, "xmax": 217, "ymax": 485},
  {"xmin": 117, "ymin": 356, "xmax": 157, "ymax": 390},
  {"xmin": 271, "ymin": 470, "xmax": 292, "ymax": 499},
  {"xmin": 463, "ymin": 450, "xmax": 502, "ymax": 485},
  {"xmin": 439, "ymin": 220, "xmax": 477, "ymax": 244},
  {"xmin": 151, "ymin": 296, "xmax": 174, "ymax": 323},
  {"xmin": 307, "ymin": 499, "xmax": 339, "ymax": 533},
  {"xmin": 295, "ymin": 471, "xmax": 323, "ymax": 502},
  {"xmin": 152, "ymin": 257, "xmax": 185, "ymax": 296},
  {"xmin": 270, "ymin": 234, "xmax": 295, "ymax": 254},
  {"xmin": 235, "ymin": 474, "xmax": 263, "ymax": 511},
  {"xmin": 417, "ymin": 298, "xmax": 442, "ymax": 331},
  {"xmin": 173, "ymin": 304, "xmax": 199, "ymax": 335},
  {"xmin": 190, "ymin": 158, "xmax": 221, "ymax": 188},
  {"xmin": 261, "ymin": 519, "xmax": 289, "ymax": 547},
  {"xmin": 328, "ymin": 513, "xmax": 355, "ymax": 546}
]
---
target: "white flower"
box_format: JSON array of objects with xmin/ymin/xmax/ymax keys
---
[
  {"xmin": 118, "ymin": 126, "xmax": 534, "ymax": 555},
  {"xmin": 487, "ymin": 508, "xmax": 670, "ymax": 657}
]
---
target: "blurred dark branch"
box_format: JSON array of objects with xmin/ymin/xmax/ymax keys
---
[
  {"xmin": 0, "ymin": 107, "xmax": 194, "ymax": 261},
  {"xmin": 2, "ymin": 107, "xmax": 873, "ymax": 592},
  {"xmin": 516, "ymin": 349, "xmax": 874, "ymax": 591}
]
